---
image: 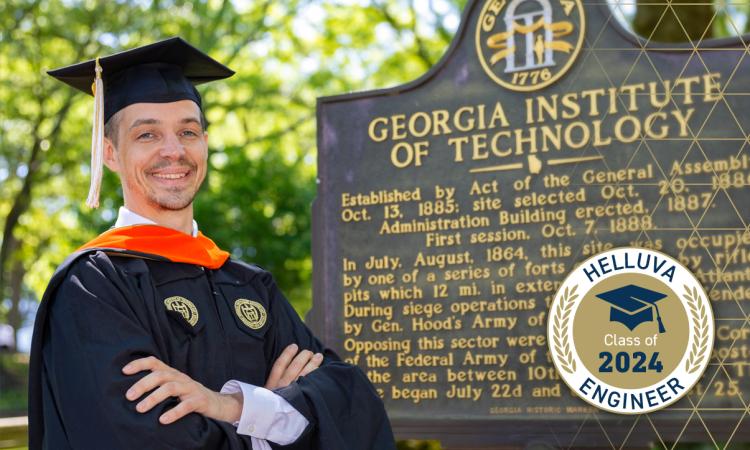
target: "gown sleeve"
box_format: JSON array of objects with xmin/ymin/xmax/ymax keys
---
[
  {"xmin": 41, "ymin": 253, "xmax": 258, "ymax": 450},
  {"xmin": 259, "ymin": 271, "xmax": 397, "ymax": 450}
]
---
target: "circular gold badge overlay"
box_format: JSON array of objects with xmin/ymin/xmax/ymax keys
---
[
  {"xmin": 234, "ymin": 299, "xmax": 267, "ymax": 330},
  {"xmin": 573, "ymin": 273, "xmax": 689, "ymax": 390},
  {"xmin": 475, "ymin": 0, "xmax": 585, "ymax": 92},
  {"xmin": 164, "ymin": 296, "xmax": 199, "ymax": 327}
]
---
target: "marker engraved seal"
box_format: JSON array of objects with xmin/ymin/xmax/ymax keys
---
[{"xmin": 476, "ymin": 0, "xmax": 585, "ymax": 91}]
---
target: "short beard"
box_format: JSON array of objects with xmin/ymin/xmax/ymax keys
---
[
  {"xmin": 146, "ymin": 188, "xmax": 199, "ymax": 211},
  {"xmin": 125, "ymin": 156, "xmax": 202, "ymax": 211},
  {"xmin": 148, "ymin": 192, "xmax": 197, "ymax": 211}
]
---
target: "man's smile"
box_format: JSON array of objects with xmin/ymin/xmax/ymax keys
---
[
  {"xmin": 151, "ymin": 171, "xmax": 190, "ymax": 180},
  {"xmin": 147, "ymin": 164, "xmax": 195, "ymax": 186}
]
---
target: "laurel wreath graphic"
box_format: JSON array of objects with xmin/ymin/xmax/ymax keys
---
[
  {"xmin": 683, "ymin": 284, "xmax": 710, "ymax": 373},
  {"xmin": 552, "ymin": 285, "xmax": 578, "ymax": 374}
]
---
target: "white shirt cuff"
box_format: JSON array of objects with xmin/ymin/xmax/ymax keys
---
[{"xmin": 221, "ymin": 380, "xmax": 309, "ymax": 445}]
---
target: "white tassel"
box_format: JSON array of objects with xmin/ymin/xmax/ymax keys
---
[{"xmin": 86, "ymin": 57, "xmax": 104, "ymax": 208}]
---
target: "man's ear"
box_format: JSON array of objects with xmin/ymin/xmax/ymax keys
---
[{"xmin": 102, "ymin": 137, "xmax": 120, "ymax": 172}]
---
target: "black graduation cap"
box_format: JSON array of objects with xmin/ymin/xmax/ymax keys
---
[
  {"xmin": 596, "ymin": 284, "xmax": 668, "ymax": 333},
  {"xmin": 48, "ymin": 37, "xmax": 234, "ymax": 122},
  {"xmin": 47, "ymin": 37, "xmax": 234, "ymax": 208}
]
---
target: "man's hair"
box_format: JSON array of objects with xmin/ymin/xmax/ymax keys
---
[{"xmin": 103, "ymin": 108, "xmax": 209, "ymax": 147}]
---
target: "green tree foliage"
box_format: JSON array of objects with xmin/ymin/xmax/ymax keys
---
[
  {"xmin": 632, "ymin": 0, "xmax": 749, "ymax": 42},
  {"xmin": 0, "ymin": 0, "xmax": 465, "ymax": 343}
]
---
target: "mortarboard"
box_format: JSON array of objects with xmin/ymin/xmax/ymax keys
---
[
  {"xmin": 47, "ymin": 37, "xmax": 234, "ymax": 208},
  {"xmin": 596, "ymin": 284, "xmax": 668, "ymax": 333}
]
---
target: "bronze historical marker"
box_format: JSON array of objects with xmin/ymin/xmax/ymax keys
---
[{"xmin": 310, "ymin": 0, "xmax": 750, "ymax": 447}]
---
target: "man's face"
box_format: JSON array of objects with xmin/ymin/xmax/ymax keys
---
[{"xmin": 104, "ymin": 100, "xmax": 208, "ymax": 212}]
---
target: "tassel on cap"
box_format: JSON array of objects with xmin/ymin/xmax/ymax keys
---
[{"xmin": 87, "ymin": 57, "xmax": 104, "ymax": 208}]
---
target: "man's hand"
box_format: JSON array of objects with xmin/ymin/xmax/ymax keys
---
[
  {"xmin": 123, "ymin": 346, "xmax": 322, "ymax": 425},
  {"xmin": 265, "ymin": 344, "xmax": 324, "ymax": 389},
  {"xmin": 123, "ymin": 356, "xmax": 242, "ymax": 425}
]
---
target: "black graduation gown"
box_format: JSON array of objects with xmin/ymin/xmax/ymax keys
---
[{"xmin": 28, "ymin": 249, "xmax": 396, "ymax": 450}]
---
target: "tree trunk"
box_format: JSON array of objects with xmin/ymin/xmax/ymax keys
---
[
  {"xmin": 634, "ymin": 0, "xmax": 714, "ymax": 42},
  {"xmin": 0, "ymin": 94, "xmax": 74, "ymax": 319},
  {"xmin": 7, "ymin": 259, "xmax": 25, "ymax": 353}
]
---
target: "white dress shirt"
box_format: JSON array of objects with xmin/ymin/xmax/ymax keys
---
[
  {"xmin": 114, "ymin": 206, "xmax": 200, "ymax": 237},
  {"xmin": 113, "ymin": 207, "xmax": 308, "ymax": 447}
]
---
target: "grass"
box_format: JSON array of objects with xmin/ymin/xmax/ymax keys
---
[{"xmin": 0, "ymin": 425, "xmax": 27, "ymax": 450}]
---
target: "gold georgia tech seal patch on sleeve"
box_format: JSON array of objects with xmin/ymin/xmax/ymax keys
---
[
  {"xmin": 547, "ymin": 247, "xmax": 714, "ymax": 414},
  {"xmin": 475, "ymin": 0, "xmax": 585, "ymax": 91},
  {"xmin": 164, "ymin": 296, "xmax": 199, "ymax": 327},
  {"xmin": 234, "ymin": 299, "xmax": 267, "ymax": 330}
]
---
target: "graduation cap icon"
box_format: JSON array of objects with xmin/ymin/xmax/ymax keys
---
[{"xmin": 596, "ymin": 284, "xmax": 667, "ymax": 333}]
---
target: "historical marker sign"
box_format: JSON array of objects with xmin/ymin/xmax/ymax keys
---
[{"xmin": 311, "ymin": 0, "xmax": 750, "ymax": 446}]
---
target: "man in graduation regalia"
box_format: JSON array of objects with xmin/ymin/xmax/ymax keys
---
[{"xmin": 28, "ymin": 37, "xmax": 396, "ymax": 450}]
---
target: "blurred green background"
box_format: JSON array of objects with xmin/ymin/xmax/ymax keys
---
[{"xmin": 1, "ymin": 0, "xmax": 748, "ymax": 448}]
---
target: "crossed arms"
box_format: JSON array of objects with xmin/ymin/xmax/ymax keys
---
[{"xmin": 122, "ymin": 345, "xmax": 322, "ymax": 427}]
